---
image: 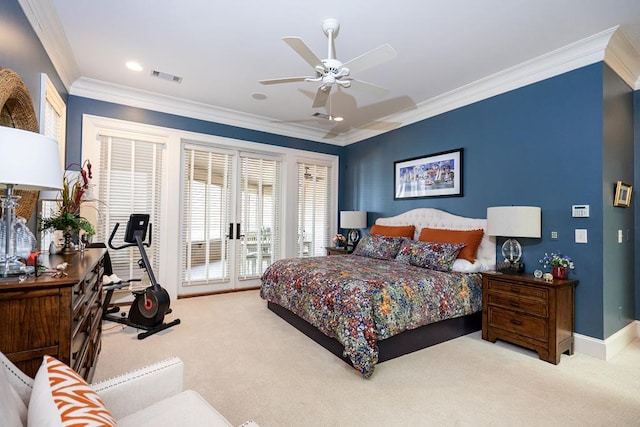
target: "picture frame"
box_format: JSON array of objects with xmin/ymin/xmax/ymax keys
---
[
  {"xmin": 394, "ymin": 148, "xmax": 463, "ymax": 200},
  {"xmin": 613, "ymin": 181, "xmax": 633, "ymax": 207}
]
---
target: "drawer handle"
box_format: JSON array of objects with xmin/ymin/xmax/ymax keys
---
[
  {"xmin": 510, "ymin": 287, "xmax": 520, "ymax": 294},
  {"xmin": 510, "ymin": 302, "xmax": 520, "ymax": 308},
  {"xmin": 510, "ymin": 319, "xmax": 523, "ymax": 326}
]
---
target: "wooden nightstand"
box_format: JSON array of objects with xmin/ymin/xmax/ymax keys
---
[
  {"xmin": 481, "ymin": 271, "xmax": 578, "ymax": 364},
  {"xmin": 325, "ymin": 246, "xmax": 351, "ymax": 256}
]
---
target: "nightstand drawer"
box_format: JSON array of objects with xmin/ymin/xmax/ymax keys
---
[
  {"xmin": 487, "ymin": 293, "xmax": 548, "ymax": 317},
  {"xmin": 488, "ymin": 306, "xmax": 548, "ymax": 341},
  {"xmin": 487, "ymin": 280, "xmax": 547, "ymax": 301}
]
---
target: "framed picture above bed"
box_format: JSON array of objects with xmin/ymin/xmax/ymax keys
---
[{"xmin": 394, "ymin": 148, "xmax": 463, "ymax": 199}]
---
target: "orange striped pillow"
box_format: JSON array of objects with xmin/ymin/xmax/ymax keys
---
[{"xmin": 28, "ymin": 355, "xmax": 117, "ymax": 427}]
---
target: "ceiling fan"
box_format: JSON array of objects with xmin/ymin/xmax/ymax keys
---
[{"xmin": 259, "ymin": 18, "xmax": 397, "ymax": 109}]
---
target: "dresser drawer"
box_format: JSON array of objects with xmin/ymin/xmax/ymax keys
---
[
  {"xmin": 487, "ymin": 293, "xmax": 548, "ymax": 317},
  {"xmin": 487, "ymin": 279, "xmax": 548, "ymax": 302},
  {"xmin": 487, "ymin": 306, "xmax": 548, "ymax": 342}
]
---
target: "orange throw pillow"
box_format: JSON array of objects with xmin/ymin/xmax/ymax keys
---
[
  {"xmin": 419, "ymin": 227, "xmax": 484, "ymax": 262},
  {"xmin": 370, "ymin": 224, "xmax": 415, "ymax": 238}
]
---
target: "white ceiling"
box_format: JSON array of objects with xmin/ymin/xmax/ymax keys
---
[{"xmin": 20, "ymin": 0, "xmax": 640, "ymax": 146}]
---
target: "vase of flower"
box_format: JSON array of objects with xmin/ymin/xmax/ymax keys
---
[
  {"xmin": 540, "ymin": 250, "xmax": 574, "ymax": 280},
  {"xmin": 40, "ymin": 160, "xmax": 96, "ymax": 252},
  {"xmin": 552, "ymin": 266, "xmax": 568, "ymax": 279}
]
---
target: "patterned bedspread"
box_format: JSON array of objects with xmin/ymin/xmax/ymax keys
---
[{"xmin": 260, "ymin": 254, "xmax": 482, "ymax": 378}]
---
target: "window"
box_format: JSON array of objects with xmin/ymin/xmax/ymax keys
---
[
  {"xmin": 95, "ymin": 135, "xmax": 164, "ymax": 280},
  {"xmin": 39, "ymin": 73, "xmax": 66, "ymax": 252},
  {"xmin": 297, "ymin": 162, "xmax": 331, "ymax": 257}
]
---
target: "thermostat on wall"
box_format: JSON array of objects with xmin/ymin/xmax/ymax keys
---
[{"xmin": 572, "ymin": 205, "xmax": 589, "ymax": 218}]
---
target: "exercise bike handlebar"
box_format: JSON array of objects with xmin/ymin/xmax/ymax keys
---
[{"xmin": 108, "ymin": 222, "xmax": 153, "ymax": 250}]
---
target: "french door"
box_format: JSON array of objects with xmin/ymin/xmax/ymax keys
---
[{"xmin": 180, "ymin": 143, "xmax": 281, "ymax": 291}]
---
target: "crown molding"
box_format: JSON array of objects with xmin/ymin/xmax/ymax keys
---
[
  {"xmin": 17, "ymin": 0, "xmax": 79, "ymax": 90},
  {"xmin": 70, "ymin": 77, "xmax": 346, "ymax": 146},
  {"xmin": 605, "ymin": 28, "xmax": 640, "ymax": 90},
  {"xmin": 347, "ymin": 27, "xmax": 619, "ymax": 144}
]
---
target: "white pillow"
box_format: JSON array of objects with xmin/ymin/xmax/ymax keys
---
[
  {"xmin": 28, "ymin": 355, "xmax": 117, "ymax": 427},
  {"xmin": 451, "ymin": 258, "xmax": 488, "ymax": 273}
]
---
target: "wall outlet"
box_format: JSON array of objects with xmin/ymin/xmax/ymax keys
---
[{"xmin": 551, "ymin": 231, "xmax": 558, "ymax": 239}]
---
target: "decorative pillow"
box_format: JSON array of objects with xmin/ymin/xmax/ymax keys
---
[
  {"xmin": 352, "ymin": 234, "xmax": 405, "ymax": 260},
  {"xmin": 418, "ymin": 227, "xmax": 484, "ymax": 263},
  {"xmin": 451, "ymin": 258, "xmax": 489, "ymax": 273},
  {"xmin": 395, "ymin": 240, "xmax": 465, "ymax": 272},
  {"xmin": 370, "ymin": 224, "xmax": 415, "ymax": 238},
  {"xmin": 28, "ymin": 356, "xmax": 117, "ymax": 427}
]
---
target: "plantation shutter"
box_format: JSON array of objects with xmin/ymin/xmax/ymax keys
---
[
  {"xmin": 296, "ymin": 162, "xmax": 330, "ymax": 257},
  {"xmin": 96, "ymin": 136, "xmax": 164, "ymax": 280}
]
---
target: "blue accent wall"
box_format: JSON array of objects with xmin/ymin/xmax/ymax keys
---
[{"xmin": 344, "ymin": 63, "xmax": 613, "ymax": 339}]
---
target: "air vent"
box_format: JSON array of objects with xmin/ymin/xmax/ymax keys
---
[{"xmin": 150, "ymin": 69, "xmax": 183, "ymax": 83}]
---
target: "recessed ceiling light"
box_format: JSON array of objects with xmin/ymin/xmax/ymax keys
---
[
  {"xmin": 126, "ymin": 61, "xmax": 143, "ymax": 72},
  {"xmin": 332, "ymin": 116, "xmax": 344, "ymax": 122},
  {"xmin": 251, "ymin": 92, "xmax": 267, "ymax": 100}
]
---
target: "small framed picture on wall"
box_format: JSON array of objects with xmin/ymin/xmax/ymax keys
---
[
  {"xmin": 394, "ymin": 148, "xmax": 463, "ymax": 199},
  {"xmin": 613, "ymin": 181, "xmax": 633, "ymax": 207}
]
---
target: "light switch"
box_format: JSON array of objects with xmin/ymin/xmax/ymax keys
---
[
  {"xmin": 618, "ymin": 229, "xmax": 623, "ymax": 243},
  {"xmin": 575, "ymin": 229, "xmax": 588, "ymax": 243}
]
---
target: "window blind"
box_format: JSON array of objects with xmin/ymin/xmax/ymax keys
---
[
  {"xmin": 96, "ymin": 136, "xmax": 164, "ymax": 280},
  {"xmin": 238, "ymin": 154, "xmax": 281, "ymax": 277},
  {"xmin": 181, "ymin": 147, "xmax": 232, "ymax": 285},
  {"xmin": 296, "ymin": 162, "xmax": 330, "ymax": 257}
]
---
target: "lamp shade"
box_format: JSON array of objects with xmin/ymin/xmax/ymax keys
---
[
  {"xmin": 340, "ymin": 211, "xmax": 367, "ymax": 229},
  {"xmin": 486, "ymin": 206, "xmax": 541, "ymax": 238},
  {"xmin": 0, "ymin": 127, "xmax": 63, "ymax": 190}
]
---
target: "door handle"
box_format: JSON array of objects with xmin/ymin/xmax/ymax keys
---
[
  {"xmin": 236, "ymin": 223, "xmax": 242, "ymax": 240},
  {"xmin": 227, "ymin": 223, "xmax": 234, "ymax": 239}
]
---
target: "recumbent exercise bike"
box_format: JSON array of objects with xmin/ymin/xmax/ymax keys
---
[{"xmin": 102, "ymin": 214, "xmax": 180, "ymax": 339}]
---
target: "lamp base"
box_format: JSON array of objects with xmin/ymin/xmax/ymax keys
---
[
  {"xmin": 497, "ymin": 261, "xmax": 525, "ymax": 274},
  {"xmin": 0, "ymin": 258, "xmax": 34, "ymax": 277}
]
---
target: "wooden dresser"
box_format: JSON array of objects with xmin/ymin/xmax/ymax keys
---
[
  {"xmin": 481, "ymin": 271, "xmax": 578, "ymax": 364},
  {"xmin": 0, "ymin": 248, "xmax": 106, "ymax": 381}
]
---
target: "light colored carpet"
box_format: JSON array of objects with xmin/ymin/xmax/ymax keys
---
[{"xmin": 94, "ymin": 290, "xmax": 640, "ymax": 427}]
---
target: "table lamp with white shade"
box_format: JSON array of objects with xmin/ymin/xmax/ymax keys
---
[
  {"xmin": 486, "ymin": 206, "xmax": 541, "ymax": 273},
  {"xmin": 340, "ymin": 210, "xmax": 367, "ymax": 251},
  {"xmin": 0, "ymin": 126, "xmax": 63, "ymax": 276}
]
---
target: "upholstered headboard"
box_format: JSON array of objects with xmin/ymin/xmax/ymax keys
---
[{"xmin": 375, "ymin": 208, "xmax": 496, "ymax": 269}]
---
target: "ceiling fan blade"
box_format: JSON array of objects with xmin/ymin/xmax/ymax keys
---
[
  {"xmin": 312, "ymin": 86, "xmax": 331, "ymax": 108},
  {"xmin": 283, "ymin": 37, "xmax": 323, "ymax": 69},
  {"xmin": 346, "ymin": 78, "xmax": 390, "ymax": 98},
  {"xmin": 342, "ymin": 43, "xmax": 397, "ymax": 75},
  {"xmin": 259, "ymin": 76, "xmax": 309, "ymax": 85}
]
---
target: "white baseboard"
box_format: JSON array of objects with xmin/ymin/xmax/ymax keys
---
[{"xmin": 574, "ymin": 320, "xmax": 640, "ymax": 360}]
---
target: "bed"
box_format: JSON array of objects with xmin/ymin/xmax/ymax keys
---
[{"xmin": 260, "ymin": 208, "xmax": 496, "ymax": 377}]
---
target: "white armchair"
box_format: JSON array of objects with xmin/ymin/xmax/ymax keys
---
[{"xmin": 0, "ymin": 351, "xmax": 258, "ymax": 427}]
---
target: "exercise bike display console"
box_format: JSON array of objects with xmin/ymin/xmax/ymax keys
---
[{"xmin": 103, "ymin": 214, "xmax": 180, "ymax": 339}]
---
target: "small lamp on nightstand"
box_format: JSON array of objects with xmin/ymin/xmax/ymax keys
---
[
  {"xmin": 340, "ymin": 210, "xmax": 367, "ymax": 251},
  {"xmin": 487, "ymin": 206, "xmax": 541, "ymax": 273}
]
